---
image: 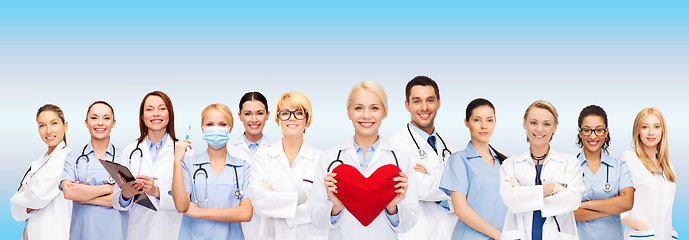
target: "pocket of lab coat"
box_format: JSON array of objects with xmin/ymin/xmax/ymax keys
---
[{"xmin": 629, "ymin": 228, "xmax": 656, "ymax": 239}]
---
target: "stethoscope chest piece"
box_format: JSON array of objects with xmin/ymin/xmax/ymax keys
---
[
  {"xmin": 418, "ymin": 149, "xmax": 427, "ymax": 159},
  {"xmin": 107, "ymin": 176, "xmax": 116, "ymax": 184},
  {"xmin": 235, "ymin": 189, "xmax": 243, "ymax": 199},
  {"xmin": 603, "ymin": 183, "xmax": 612, "ymax": 192}
]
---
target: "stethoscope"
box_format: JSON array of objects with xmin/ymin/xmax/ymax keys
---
[
  {"xmin": 192, "ymin": 163, "xmax": 242, "ymax": 203},
  {"xmin": 17, "ymin": 145, "xmax": 68, "ymax": 191},
  {"xmin": 129, "ymin": 140, "xmax": 175, "ymax": 177},
  {"xmin": 578, "ymin": 153, "xmax": 612, "ymax": 192},
  {"xmin": 327, "ymin": 149, "xmax": 399, "ymax": 172},
  {"xmin": 407, "ymin": 124, "xmax": 451, "ymax": 161},
  {"xmin": 76, "ymin": 144, "xmax": 116, "ymax": 184}
]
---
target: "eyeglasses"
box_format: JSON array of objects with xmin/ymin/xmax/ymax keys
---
[
  {"xmin": 277, "ymin": 109, "xmax": 307, "ymax": 121},
  {"xmin": 579, "ymin": 128, "xmax": 607, "ymax": 136}
]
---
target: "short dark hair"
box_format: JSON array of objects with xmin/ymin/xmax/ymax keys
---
[
  {"xmin": 405, "ymin": 76, "xmax": 440, "ymax": 102},
  {"xmin": 576, "ymin": 105, "xmax": 611, "ymax": 154}
]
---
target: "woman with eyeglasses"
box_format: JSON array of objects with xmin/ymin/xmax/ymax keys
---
[
  {"xmin": 112, "ymin": 91, "xmax": 183, "ymax": 240},
  {"xmin": 229, "ymin": 91, "xmax": 273, "ymax": 240},
  {"xmin": 619, "ymin": 107, "xmax": 677, "ymax": 239},
  {"xmin": 11, "ymin": 104, "xmax": 73, "ymax": 240},
  {"xmin": 499, "ymin": 100, "xmax": 584, "ymax": 240},
  {"xmin": 171, "ymin": 103, "xmax": 253, "ymax": 240},
  {"xmin": 60, "ymin": 101, "xmax": 127, "ymax": 240},
  {"xmin": 573, "ymin": 105, "xmax": 634, "ymax": 240},
  {"xmin": 249, "ymin": 92, "xmax": 328, "ymax": 240},
  {"xmin": 309, "ymin": 81, "xmax": 419, "ymax": 240}
]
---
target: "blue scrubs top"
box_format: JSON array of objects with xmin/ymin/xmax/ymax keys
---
[
  {"xmin": 178, "ymin": 150, "xmax": 251, "ymax": 240},
  {"xmin": 576, "ymin": 151, "xmax": 634, "ymax": 240},
  {"xmin": 61, "ymin": 142, "xmax": 128, "ymax": 240},
  {"xmin": 439, "ymin": 142, "xmax": 507, "ymax": 240}
]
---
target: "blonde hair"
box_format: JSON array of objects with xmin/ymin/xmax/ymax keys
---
[
  {"xmin": 201, "ymin": 103, "xmax": 234, "ymax": 128},
  {"xmin": 347, "ymin": 81, "xmax": 388, "ymax": 113},
  {"xmin": 632, "ymin": 107, "xmax": 675, "ymax": 182},
  {"xmin": 523, "ymin": 100, "xmax": 559, "ymax": 142},
  {"xmin": 273, "ymin": 91, "xmax": 313, "ymax": 128}
]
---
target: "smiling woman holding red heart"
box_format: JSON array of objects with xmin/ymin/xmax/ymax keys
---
[{"xmin": 308, "ymin": 81, "xmax": 420, "ymax": 240}]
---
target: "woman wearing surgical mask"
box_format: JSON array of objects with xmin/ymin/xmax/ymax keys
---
[
  {"xmin": 573, "ymin": 105, "xmax": 634, "ymax": 240},
  {"xmin": 61, "ymin": 101, "xmax": 127, "ymax": 240},
  {"xmin": 619, "ymin": 107, "xmax": 677, "ymax": 239},
  {"xmin": 250, "ymin": 91, "xmax": 328, "ymax": 240},
  {"xmin": 309, "ymin": 81, "xmax": 419, "ymax": 240},
  {"xmin": 499, "ymin": 100, "xmax": 584, "ymax": 240},
  {"xmin": 172, "ymin": 103, "xmax": 253, "ymax": 240},
  {"xmin": 113, "ymin": 91, "xmax": 183, "ymax": 240},
  {"xmin": 439, "ymin": 98, "xmax": 508, "ymax": 240},
  {"xmin": 11, "ymin": 104, "xmax": 73, "ymax": 240},
  {"xmin": 229, "ymin": 91, "xmax": 273, "ymax": 240}
]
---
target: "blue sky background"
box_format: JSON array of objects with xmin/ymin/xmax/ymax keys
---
[{"xmin": 1, "ymin": 1, "xmax": 687, "ymax": 238}]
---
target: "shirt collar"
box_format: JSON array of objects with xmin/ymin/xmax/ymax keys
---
[
  {"xmin": 243, "ymin": 133, "xmax": 262, "ymax": 147},
  {"xmin": 146, "ymin": 133, "xmax": 168, "ymax": 149},
  {"xmin": 577, "ymin": 150, "xmax": 616, "ymax": 167},
  {"xmin": 353, "ymin": 136, "xmax": 381, "ymax": 153},
  {"xmin": 84, "ymin": 141, "xmax": 115, "ymax": 158},
  {"xmin": 193, "ymin": 150, "xmax": 245, "ymax": 167},
  {"xmin": 464, "ymin": 141, "xmax": 498, "ymax": 160},
  {"xmin": 408, "ymin": 122, "xmax": 435, "ymax": 140}
]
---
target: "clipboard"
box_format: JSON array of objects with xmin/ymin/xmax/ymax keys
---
[{"xmin": 98, "ymin": 160, "xmax": 158, "ymax": 211}]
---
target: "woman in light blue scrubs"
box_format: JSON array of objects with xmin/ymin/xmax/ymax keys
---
[
  {"xmin": 573, "ymin": 105, "xmax": 634, "ymax": 240},
  {"xmin": 171, "ymin": 103, "xmax": 253, "ymax": 240},
  {"xmin": 439, "ymin": 98, "xmax": 508, "ymax": 240},
  {"xmin": 61, "ymin": 101, "xmax": 128, "ymax": 240}
]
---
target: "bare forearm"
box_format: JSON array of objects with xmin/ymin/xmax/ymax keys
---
[
  {"xmin": 62, "ymin": 181, "xmax": 113, "ymax": 201},
  {"xmin": 622, "ymin": 215, "xmax": 649, "ymax": 231},
  {"xmin": 80, "ymin": 194, "xmax": 114, "ymax": 207},
  {"xmin": 451, "ymin": 192, "xmax": 501, "ymax": 239},
  {"xmin": 197, "ymin": 202, "xmax": 252, "ymax": 222},
  {"xmin": 574, "ymin": 207, "xmax": 611, "ymax": 222},
  {"xmin": 580, "ymin": 188, "xmax": 634, "ymax": 215},
  {"xmin": 171, "ymin": 162, "xmax": 190, "ymax": 212}
]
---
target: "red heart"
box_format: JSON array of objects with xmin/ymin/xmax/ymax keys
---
[{"xmin": 333, "ymin": 164, "xmax": 401, "ymax": 227}]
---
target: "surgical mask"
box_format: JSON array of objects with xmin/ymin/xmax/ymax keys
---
[{"xmin": 203, "ymin": 126, "xmax": 230, "ymax": 149}]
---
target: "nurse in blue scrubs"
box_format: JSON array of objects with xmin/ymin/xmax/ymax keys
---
[
  {"xmin": 171, "ymin": 103, "xmax": 253, "ymax": 240},
  {"xmin": 439, "ymin": 98, "xmax": 508, "ymax": 240},
  {"xmin": 573, "ymin": 105, "xmax": 634, "ymax": 240},
  {"xmin": 61, "ymin": 101, "xmax": 127, "ymax": 240}
]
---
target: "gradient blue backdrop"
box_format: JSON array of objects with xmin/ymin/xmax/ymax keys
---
[{"xmin": 1, "ymin": 1, "xmax": 687, "ymax": 238}]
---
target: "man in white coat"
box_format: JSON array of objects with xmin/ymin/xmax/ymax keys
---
[{"xmin": 390, "ymin": 76, "xmax": 460, "ymax": 240}]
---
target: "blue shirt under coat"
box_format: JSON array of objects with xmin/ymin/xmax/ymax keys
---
[
  {"xmin": 576, "ymin": 151, "xmax": 634, "ymax": 240},
  {"xmin": 439, "ymin": 142, "xmax": 507, "ymax": 240},
  {"xmin": 330, "ymin": 137, "xmax": 400, "ymax": 227},
  {"xmin": 61, "ymin": 142, "xmax": 128, "ymax": 240},
  {"xmin": 178, "ymin": 149, "xmax": 251, "ymax": 240}
]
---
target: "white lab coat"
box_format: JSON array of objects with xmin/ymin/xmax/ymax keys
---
[
  {"xmin": 309, "ymin": 137, "xmax": 420, "ymax": 240},
  {"xmin": 619, "ymin": 150, "xmax": 677, "ymax": 240},
  {"xmin": 389, "ymin": 125, "xmax": 460, "ymax": 240},
  {"xmin": 11, "ymin": 142, "xmax": 72, "ymax": 240},
  {"xmin": 499, "ymin": 149, "xmax": 584, "ymax": 240},
  {"xmin": 229, "ymin": 135, "xmax": 273, "ymax": 240},
  {"xmin": 250, "ymin": 140, "xmax": 328, "ymax": 240},
  {"xmin": 112, "ymin": 135, "xmax": 183, "ymax": 240}
]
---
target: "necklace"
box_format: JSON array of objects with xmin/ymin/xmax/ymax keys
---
[{"xmin": 530, "ymin": 145, "xmax": 550, "ymax": 161}]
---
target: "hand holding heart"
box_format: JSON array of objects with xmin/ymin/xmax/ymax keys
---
[
  {"xmin": 324, "ymin": 172, "xmax": 344, "ymax": 215},
  {"xmin": 323, "ymin": 170, "xmax": 408, "ymax": 216},
  {"xmin": 386, "ymin": 171, "xmax": 408, "ymax": 214}
]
